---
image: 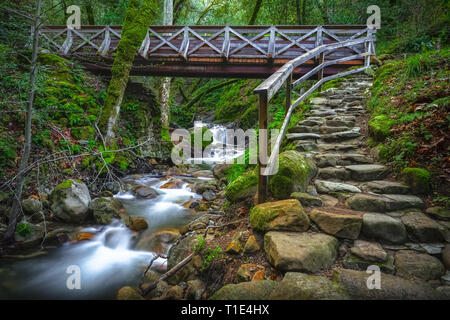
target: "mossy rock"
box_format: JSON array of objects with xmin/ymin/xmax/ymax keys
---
[
  {"xmin": 269, "ymin": 150, "xmax": 317, "ymax": 199},
  {"xmin": 209, "ymin": 280, "xmax": 277, "ymax": 300},
  {"xmin": 71, "ymin": 126, "xmax": 95, "ymax": 140},
  {"xmin": 399, "ymin": 167, "xmax": 431, "ymax": 194},
  {"xmin": 250, "ymin": 199, "xmax": 310, "ymax": 232},
  {"xmin": 368, "ymin": 115, "xmax": 395, "ymax": 142},
  {"xmin": 225, "ymin": 169, "xmax": 258, "ymax": 202}
]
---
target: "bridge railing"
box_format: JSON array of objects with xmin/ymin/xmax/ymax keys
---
[
  {"xmin": 39, "ymin": 25, "xmax": 370, "ymax": 63},
  {"xmin": 253, "ymin": 31, "xmax": 376, "ymax": 203}
]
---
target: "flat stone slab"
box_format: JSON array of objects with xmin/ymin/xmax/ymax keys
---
[
  {"xmin": 298, "ymin": 119, "xmax": 323, "ymax": 127},
  {"xmin": 321, "ymin": 129, "xmax": 361, "ymax": 142},
  {"xmin": 286, "ymin": 133, "xmax": 321, "ymax": 141},
  {"xmin": 347, "ymin": 193, "xmax": 424, "ymax": 212},
  {"xmin": 363, "ymin": 180, "xmax": 410, "ymax": 194},
  {"xmin": 310, "ymin": 97, "xmax": 329, "ymax": 105},
  {"xmin": 264, "ymin": 231, "xmax": 338, "ymax": 273},
  {"xmin": 319, "ymin": 126, "xmax": 351, "ymax": 134},
  {"xmin": 426, "ymin": 206, "xmax": 450, "ymax": 221},
  {"xmin": 318, "ymin": 167, "xmax": 351, "ymax": 181},
  {"xmin": 315, "ymin": 180, "xmax": 361, "ymax": 194},
  {"xmin": 345, "ymin": 164, "xmax": 389, "ymax": 181},
  {"xmin": 343, "ymin": 253, "xmax": 395, "ymax": 274},
  {"xmin": 310, "ymin": 208, "xmax": 363, "ymax": 239},
  {"xmin": 362, "ymin": 213, "xmax": 407, "ymax": 244},
  {"xmin": 349, "ymin": 240, "xmax": 388, "ymax": 262},
  {"xmin": 289, "ymin": 125, "xmax": 320, "ymax": 133}
]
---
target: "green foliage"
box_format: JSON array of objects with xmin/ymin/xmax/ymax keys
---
[
  {"xmin": 193, "ymin": 235, "xmax": 222, "ymax": 271},
  {"xmin": 16, "ymin": 222, "xmax": 32, "ymax": 237}
]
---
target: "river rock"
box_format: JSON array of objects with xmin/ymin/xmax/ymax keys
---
[
  {"xmin": 264, "ymin": 231, "xmax": 338, "ymax": 272},
  {"xmin": 395, "ymin": 250, "xmax": 445, "ymax": 281},
  {"xmin": 209, "ymin": 280, "xmax": 277, "ymax": 300},
  {"xmin": 21, "ymin": 198, "xmax": 42, "ymax": 215},
  {"xmin": 290, "ymin": 192, "xmax": 322, "ymax": 207},
  {"xmin": 310, "ymin": 208, "xmax": 362, "ymax": 239},
  {"xmin": 133, "ymin": 185, "xmax": 159, "ymax": 199},
  {"xmin": 268, "ymin": 272, "xmax": 350, "ymax": 300},
  {"xmin": 426, "ymin": 206, "xmax": 450, "ymax": 221},
  {"xmin": 89, "ymin": 197, "xmax": 123, "ymax": 225},
  {"xmin": 202, "ymin": 190, "xmax": 216, "ymax": 201},
  {"xmin": 334, "ymin": 268, "xmax": 444, "ymax": 299},
  {"xmin": 137, "ymin": 228, "xmax": 180, "ymax": 254},
  {"xmin": 250, "ymin": 199, "xmax": 310, "ymax": 232},
  {"xmin": 125, "ymin": 216, "xmax": 148, "ymax": 231},
  {"xmin": 50, "ymin": 179, "xmax": 91, "ymax": 223},
  {"xmin": 167, "ymin": 233, "xmax": 199, "ymax": 283},
  {"xmin": 401, "ymin": 211, "xmax": 444, "ymax": 243},
  {"xmin": 362, "ymin": 213, "xmax": 407, "ymax": 244}
]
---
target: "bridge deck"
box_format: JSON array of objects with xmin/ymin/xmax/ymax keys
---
[{"xmin": 40, "ymin": 25, "xmax": 373, "ymax": 78}]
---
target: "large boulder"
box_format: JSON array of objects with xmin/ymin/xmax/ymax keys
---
[
  {"xmin": 21, "ymin": 198, "xmax": 42, "ymax": 215},
  {"xmin": 250, "ymin": 199, "xmax": 310, "ymax": 232},
  {"xmin": 401, "ymin": 211, "xmax": 444, "ymax": 243},
  {"xmin": 268, "ymin": 150, "xmax": 317, "ymax": 199},
  {"xmin": 167, "ymin": 233, "xmax": 198, "ymax": 283},
  {"xmin": 209, "ymin": 280, "xmax": 277, "ymax": 300},
  {"xmin": 335, "ymin": 268, "xmax": 445, "ymax": 299},
  {"xmin": 310, "ymin": 208, "xmax": 362, "ymax": 239},
  {"xmin": 362, "ymin": 213, "xmax": 407, "ymax": 244},
  {"xmin": 225, "ymin": 169, "xmax": 258, "ymax": 202},
  {"xmin": 89, "ymin": 197, "xmax": 123, "ymax": 225},
  {"xmin": 50, "ymin": 179, "xmax": 91, "ymax": 223},
  {"xmin": 399, "ymin": 167, "xmax": 431, "ymax": 195},
  {"xmin": 395, "ymin": 250, "xmax": 445, "ymax": 281},
  {"xmin": 268, "ymin": 272, "xmax": 350, "ymax": 300},
  {"xmin": 264, "ymin": 231, "xmax": 338, "ymax": 272}
]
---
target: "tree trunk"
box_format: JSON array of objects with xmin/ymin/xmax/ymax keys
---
[
  {"xmin": 248, "ymin": 0, "xmax": 263, "ymax": 25},
  {"xmin": 159, "ymin": 0, "xmax": 173, "ymax": 133},
  {"xmin": 3, "ymin": 0, "xmax": 42, "ymax": 245},
  {"xmin": 99, "ymin": 0, "xmax": 156, "ymax": 147},
  {"xmin": 85, "ymin": 1, "xmax": 95, "ymax": 25}
]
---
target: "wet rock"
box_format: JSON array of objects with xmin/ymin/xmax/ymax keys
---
[
  {"xmin": 349, "ymin": 240, "xmax": 387, "ymax": 262},
  {"xmin": 116, "ymin": 286, "xmax": 144, "ymax": 300},
  {"xmin": 310, "ymin": 208, "xmax": 362, "ymax": 239},
  {"xmin": 125, "ymin": 216, "xmax": 148, "ymax": 231},
  {"xmin": 268, "ymin": 272, "xmax": 350, "ymax": 300},
  {"xmin": 21, "ymin": 198, "xmax": 42, "ymax": 215},
  {"xmin": 290, "ymin": 192, "xmax": 322, "ymax": 207},
  {"xmin": 50, "ymin": 179, "xmax": 91, "ymax": 223},
  {"xmin": 426, "ymin": 206, "xmax": 450, "ymax": 221},
  {"xmin": 137, "ymin": 228, "xmax": 180, "ymax": 254},
  {"xmin": 335, "ymin": 268, "xmax": 444, "ymax": 299},
  {"xmin": 243, "ymin": 235, "xmax": 260, "ymax": 253},
  {"xmin": 209, "ymin": 280, "xmax": 277, "ymax": 300},
  {"xmin": 264, "ymin": 231, "xmax": 338, "ymax": 272},
  {"xmin": 250, "ymin": 199, "xmax": 310, "ymax": 232},
  {"xmin": 167, "ymin": 233, "xmax": 199, "ymax": 283},
  {"xmin": 160, "ymin": 178, "xmax": 185, "ymax": 189},
  {"xmin": 395, "ymin": 250, "xmax": 445, "ymax": 281},
  {"xmin": 89, "ymin": 197, "xmax": 123, "ymax": 225},
  {"xmin": 202, "ymin": 190, "xmax": 216, "ymax": 201},
  {"xmin": 401, "ymin": 211, "xmax": 444, "ymax": 243},
  {"xmin": 133, "ymin": 186, "xmax": 159, "ymax": 199},
  {"xmin": 362, "ymin": 213, "xmax": 407, "ymax": 244},
  {"xmin": 236, "ymin": 263, "xmax": 264, "ymax": 282}
]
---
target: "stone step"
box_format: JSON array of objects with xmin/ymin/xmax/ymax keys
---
[
  {"xmin": 310, "ymin": 110, "xmax": 337, "ymax": 117},
  {"xmin": 317, "ymin": 144, "xmax": 359, "ymax": 153},
  {"xmin": 286, "ymin": 133, "xmax": 321, "ymax": 141},
  {"xmin": 346, "ymin": 193, "xmax": 424, "ymax": 212},
  {"xmin": 321, "ymin": 129, "xmax": 361, "ymax": 142},
  {"xmin": 345, "ymin": 164, "xmax": 390, "ymax": 182},
  {"xmin": 325, "ymin": 119, "xmax": 355, "ymax": 128},
  {"xmin": 313, "ymin": 153, "xmax": 372, "ymax": 167},
  {"xmin": 362, "ymin": 180, "xmax": 411, "ymax": 195},
  {"xmin": 319, "ymin": 126, "xmax": 353, "ymax": 134},
  {"xmin": 315, "ymin": 180, "xmax": 362, "ymax": 194},
  {"xmin": 289, "ymin": 125, "xmax": 320, "ymax": 134},
  {"xmin": 294, "ymin": 141, "xmax": 318, "ymax": 152},
  {"xmin": 318, "ymin": 167, "xmax": 351, "ymax": 181},
  {"xmin": 298, "ymin": 119, "xmax": 323, "ymax": 127}
]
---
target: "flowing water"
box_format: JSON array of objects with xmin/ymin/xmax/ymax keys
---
[{"xmin": 0, "ymin": 123, "xmax": 241, "ymax": 299}]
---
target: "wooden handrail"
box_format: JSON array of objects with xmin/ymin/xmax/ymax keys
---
[{"xmin": 254, "ymin": 30, "xmax": 376, "ymax": 203}]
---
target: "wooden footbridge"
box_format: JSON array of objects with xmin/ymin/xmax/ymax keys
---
[{"xmin": 40, "ymin": 24, "xmax": 376, "ymax": 202}]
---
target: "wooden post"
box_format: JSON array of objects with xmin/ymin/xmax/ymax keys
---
[
  {"xmin": 258, "ymin": 92, "xmax": 269, "ymax": 204},
  {"xmin": 318, "ymin": 51, "xmax": 324, "ymax": 91},
  {"xmin": 285, "ymin": 73, "xmax": 292, "ymax": 114}
]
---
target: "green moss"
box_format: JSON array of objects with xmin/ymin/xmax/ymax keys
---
[
  {"xmin": 269, "ymin": 150, "xmax": 317, "ymax": 199},
  {"xmin": 225, "ymin": 169, "xmax": 258, "ymax": 202},
  {"xmin": 249, "ymin": 205, "xmax": 281, "ymax": 232},
  {"xmin": 399, "ymin": 167, "xmax": 431, "ymax": 194},
  {"xmin": 368, "ymin": 114, "xmax": 396, "ymax": 142},
  {"xmin": 71, "ymin": 126, "xmax": 95, "ymax": 140},
  {"xmin": 53, "ymin": 179, "xmax": 82, "ymax": 192}
]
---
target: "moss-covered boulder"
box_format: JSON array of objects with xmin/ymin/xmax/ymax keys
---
[
  {"xmin": 89, "ymin": 197, "xmax": 123, "ymax": 225},
  {"xmin": 250, "ymin": 199, "xmax": 310, "ymax": 232},
  {"xmin": 225, "ymin": 169, "xmax": 258, "ymax": 202},
  {"xmin": 50, "ymin": 179, "xmax": 91, "ymax": 223},
  {"xmin": 399, "ymin": 167, "xmax": 431, "ymax": 194},
  {"xmin": 368, "ymin": 114, "xmax": 395, "ymax": 142},
  {"xmin": 269, "ymin": 150, "xmax": 317, "ymax": 199}
]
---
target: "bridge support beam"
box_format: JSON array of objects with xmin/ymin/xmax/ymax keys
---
[{"xmin": 258, "ymin": 92, "xmax": 269, "ymax": 204}]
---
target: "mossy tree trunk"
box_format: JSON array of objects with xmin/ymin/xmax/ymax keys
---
[{"xmin": 99, "ymin": 0, "xmax": 157, "ymax": 147}]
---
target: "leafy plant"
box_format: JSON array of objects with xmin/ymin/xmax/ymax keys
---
[{"xmin": 16, "ymin": 222, "xmax": 32, "ymax": 237}]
